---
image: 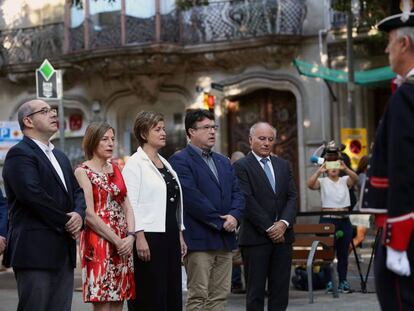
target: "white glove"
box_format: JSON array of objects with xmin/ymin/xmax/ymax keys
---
[{"xmin": 386, "ymin": 246, "xmax": 411, "ymax": 276}]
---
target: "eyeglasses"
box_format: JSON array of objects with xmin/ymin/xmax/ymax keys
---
[
  {"xmin": 25, "ymin": 107, "xmax": 57, "ymax": 118},
  {"xmin": 193, "ymin": 125, "xmax": 219, "ymax": 131}
]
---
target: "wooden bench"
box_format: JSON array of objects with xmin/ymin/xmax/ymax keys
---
[{"xmin": 293, "ymin": 223, "xmax": 339, "ymax": 303}]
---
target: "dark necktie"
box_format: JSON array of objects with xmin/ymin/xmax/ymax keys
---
[
  {"xmin": 260, "ymin": 158, "xmax": 275, "ymax": 192},
  {"xmin": 202, "ymin": 150, "xmax": 219, "ymax": 181},
  {"xmin": 202, "ymin": 150, "xmax": 212, "ymax": 158}
]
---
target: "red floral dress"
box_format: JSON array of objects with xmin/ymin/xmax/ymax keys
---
[{"xmin": 79, "ymin": 163, "xmax": 135, "ymax": 302}]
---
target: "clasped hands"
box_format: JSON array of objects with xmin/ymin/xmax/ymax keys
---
[
  {"xmin": 116, "ymin": 235, "xmax": 135, "ymax": 258},
  {"xmin": 65, "ymin": 212, "xmax": 83, "ymax": 240},
  {"xmin": 267, "ymin": 221, "xmax": 287, "ymax": 243},
  {"xmin": 220, "ymin": 214, "xmax": 238, "ymax": 232}
]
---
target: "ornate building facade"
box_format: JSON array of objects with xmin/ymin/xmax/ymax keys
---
[{"xmin": 1, "ymin": 0, "xmax": 360, "ymax": 210}]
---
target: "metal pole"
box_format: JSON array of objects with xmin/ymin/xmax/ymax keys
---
[
  {"xmin": 59, "ymin": 97, "xmax": 65, "ymax": 151},
  {"xmin": 57, "ymin": 70, "xmax": 65, "ymax": 151},
  {"xmin": 347, "ymin": 10, "xmax": 356, "ymax": 128},
  {"xmin": 63, "ymin": 0, "xmax": 71, "ymax": 53},
  {"xmin": 84, "ymin": 0, "xmax": 90, "ymax": 50},
  {"xmin": 155, "ymin": 0, "xmax": 161, "ymax": 42},
  {"xmin": 121, "ymin": 0, "xmax": 126, "ymax": 45}
]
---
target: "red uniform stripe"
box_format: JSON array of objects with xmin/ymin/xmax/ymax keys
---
[{"xmin": 370, "ymin": 176, "xmax": 389, "ymax": 188}]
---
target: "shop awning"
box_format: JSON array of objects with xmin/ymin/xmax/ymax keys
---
[{"xmin": 293, "ymin": 59, "xmax": 396, "ymax": 85}]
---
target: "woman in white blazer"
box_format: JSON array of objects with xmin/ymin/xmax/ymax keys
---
[{"xmin": 122, "ymin": 111, "xmax": 186, "ymax": 311}]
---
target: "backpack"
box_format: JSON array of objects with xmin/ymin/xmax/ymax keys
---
[{"xmin": 291, "ymin": 266, "xmax": 327, "ymax": 291}]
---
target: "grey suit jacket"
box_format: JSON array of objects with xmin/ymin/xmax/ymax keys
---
[{"xmin": 234, "ymin": 152, "xmax": 297, "ymax": 246}]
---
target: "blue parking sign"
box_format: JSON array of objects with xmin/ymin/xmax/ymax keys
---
[
  {"xmin": 0, "ymin": 127, "xmax": 10, "ymax": 140},
  {"xmin": 0, "ymin": 121, "xmax": 22, "ymax": 160}
]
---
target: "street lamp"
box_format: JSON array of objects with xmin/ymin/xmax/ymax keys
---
[{"xmin": 346, "ymin": 0, "xmax": 359, "ymax": 129}]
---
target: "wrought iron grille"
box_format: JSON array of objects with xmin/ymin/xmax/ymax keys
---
[
  {"xmin": 181, "ymin": 0, "xmax": 306, "ymax": 44},
  {"xmin": 125, "ymin": 15, "xmax": 156, "ymax": 44},
  {"xmin": 0, "ymin": 0, "xmax": 307, "ymax": 65},
  {"xmin": 89, "ymin": 12, "xmax": 122, "ymax": 49},
  {"xmin": 278, "ymin": 0, "xmax": 306, "ymax": 34},
  {"xmin": 69, "ymin": 25, "xmax": 84, "ymax": 52},
  {"xmin": 0, "ymin": 23, "xmax": 63, "ymax": 65},
  {"xmin": 161, "ymin": 11, "xmax": 181, "ymax": 43}
]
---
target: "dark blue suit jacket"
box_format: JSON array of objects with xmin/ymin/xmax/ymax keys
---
[
  {"xmin": 169, "ymin": 145, "xmax": 245, "ymax": 251},
  {"xmin": 0, "ymin": 188, "xmax": 8, "ymax": 237},
  {"xmin": 2, "ymin": 136, "xmax": 86, "ymax": 269}
]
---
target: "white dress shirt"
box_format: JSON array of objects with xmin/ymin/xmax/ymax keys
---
[
  {"xmin": 31, "ymin": 138, "xmax": 67, "ymax": 191},
  {"xmin": 395, "ymin": 67, "xmax": 414, "ymax": 86},
  {"xmin": 251, "ymin": 151, "xmax": 275, "ymax": 180}
]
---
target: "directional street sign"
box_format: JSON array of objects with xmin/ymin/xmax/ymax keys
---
[
  {"xmin": 35, "ymin": 59, "xmax": 65, "ymax": 151},
  {"xmin": 36, "ymin": 59, "xmax": 62, "ymax": 100}
]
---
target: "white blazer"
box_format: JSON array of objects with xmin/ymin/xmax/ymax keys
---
[{"xmin": 122, "ymin": 147, "xmax": 185, "ymax": 233}]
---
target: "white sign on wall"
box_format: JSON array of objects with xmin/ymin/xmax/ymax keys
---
[{"xmin": 0, "ymin": 121, "xmax": 23, "ymax": 161}]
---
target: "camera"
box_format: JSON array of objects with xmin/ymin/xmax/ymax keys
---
[
  {"xmin": 311, "ymin": 141, "xmax": 345, "ymax": 169},
  {"xmin": 325, "ymin": 160, "xmax": 341, "ymax": 170}
]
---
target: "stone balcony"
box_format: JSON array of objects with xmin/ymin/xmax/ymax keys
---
[
  {"xmin": 0, "ymin": 0, "xmax": 306, "ymax": 75},
  {"xmin": 0, "ymin": 23, "xmax": 63, "ymax": 69}
]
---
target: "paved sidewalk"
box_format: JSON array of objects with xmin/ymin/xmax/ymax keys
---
[
  {"xmin": 0, "ymin": 235, "xmax": 380, "ymax": 311},
  {"xmin": 0, "ymin": 265, "xmax": 380, "ymax": 311}
]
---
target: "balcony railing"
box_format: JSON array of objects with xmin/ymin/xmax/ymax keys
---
[
  {"xmin": 0, "ymin": 23, "xmax": 63, "ymax": 66},
  {"xmin": 182, "ymin": 0, "xmax": 306, "ymax": 44},
  {"xmin": 0, "ymin": 0, "xmax": 306, "ymax": 67},
  {"xmin": 69, "ymin": 0, "xmax": 306, "ymax": 51}
]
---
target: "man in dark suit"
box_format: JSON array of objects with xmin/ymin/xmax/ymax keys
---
[
  {"xmin": 0, "ymin": 188, "xmax": 7, "ymax": 255},
  {"xmin": 233, "ymin": 122, "xmax": 297, "ymax": 311},
  {"xmin": 2, "ymin": 99, "xmax": 86, "ymax": 311},
  {"xmin": 170, "ymin": 109, "xmax": 245, "ymax": 311}
]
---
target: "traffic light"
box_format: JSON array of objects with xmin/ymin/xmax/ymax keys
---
[{"xmin": 203, "ymin": 92, "xmax": 215, "ymax": 112}]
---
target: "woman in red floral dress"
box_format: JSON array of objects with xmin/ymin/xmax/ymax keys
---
[{"xmin": 75, "ymin": 122, "xmax": 135, "ymax": 311}]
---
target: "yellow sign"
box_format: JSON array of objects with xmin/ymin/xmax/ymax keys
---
[{"xmin": 340, "ymin": 128, "xmax": 367, "ymax": 170}]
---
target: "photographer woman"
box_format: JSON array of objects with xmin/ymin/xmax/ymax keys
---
[{"xmin": 307, "ymin": 157, "xmax": 358, "ymax": 293}]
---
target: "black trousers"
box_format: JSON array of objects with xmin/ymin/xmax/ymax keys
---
[
  {"xmin": 14, "ymin": 257, "xmax": 74, "ymax": 311},
  {"xmin": 319, "ymin": 217, "xmax": 353, "ymax": 283},
  {"xmin": 241, "ymin": 243, "xmax": 292, "ymax": 311},
  {"xmin": 375, "ymin": 236, "xmax": 414, "ymax": 311},
  {"xmin": 128, "ymin": 231, "xmax": 182, "ymax": 311}
]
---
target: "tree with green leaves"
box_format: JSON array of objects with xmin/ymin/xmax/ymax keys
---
[{"xmin": 332, "ymin": 0, "xmax": 388, "ymax": 27}]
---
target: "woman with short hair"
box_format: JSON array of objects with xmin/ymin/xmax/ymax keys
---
[{"xmin": 123, "ymin": 111, "xmax": 186, "ymax": 311}]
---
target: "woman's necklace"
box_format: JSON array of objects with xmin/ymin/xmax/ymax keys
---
[{"xmin": 88, "ymin": 160, "xmax": 110, "ymax": 173}]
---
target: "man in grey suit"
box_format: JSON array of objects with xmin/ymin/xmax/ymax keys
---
[{"xmin": 233, "ymin": 122, "xmax": 297, "ymax": 311}]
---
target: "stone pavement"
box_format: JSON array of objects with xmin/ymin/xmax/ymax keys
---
[{"xmin": 0, "ymin": 238, "xmax": 380, "ymax": 311}]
